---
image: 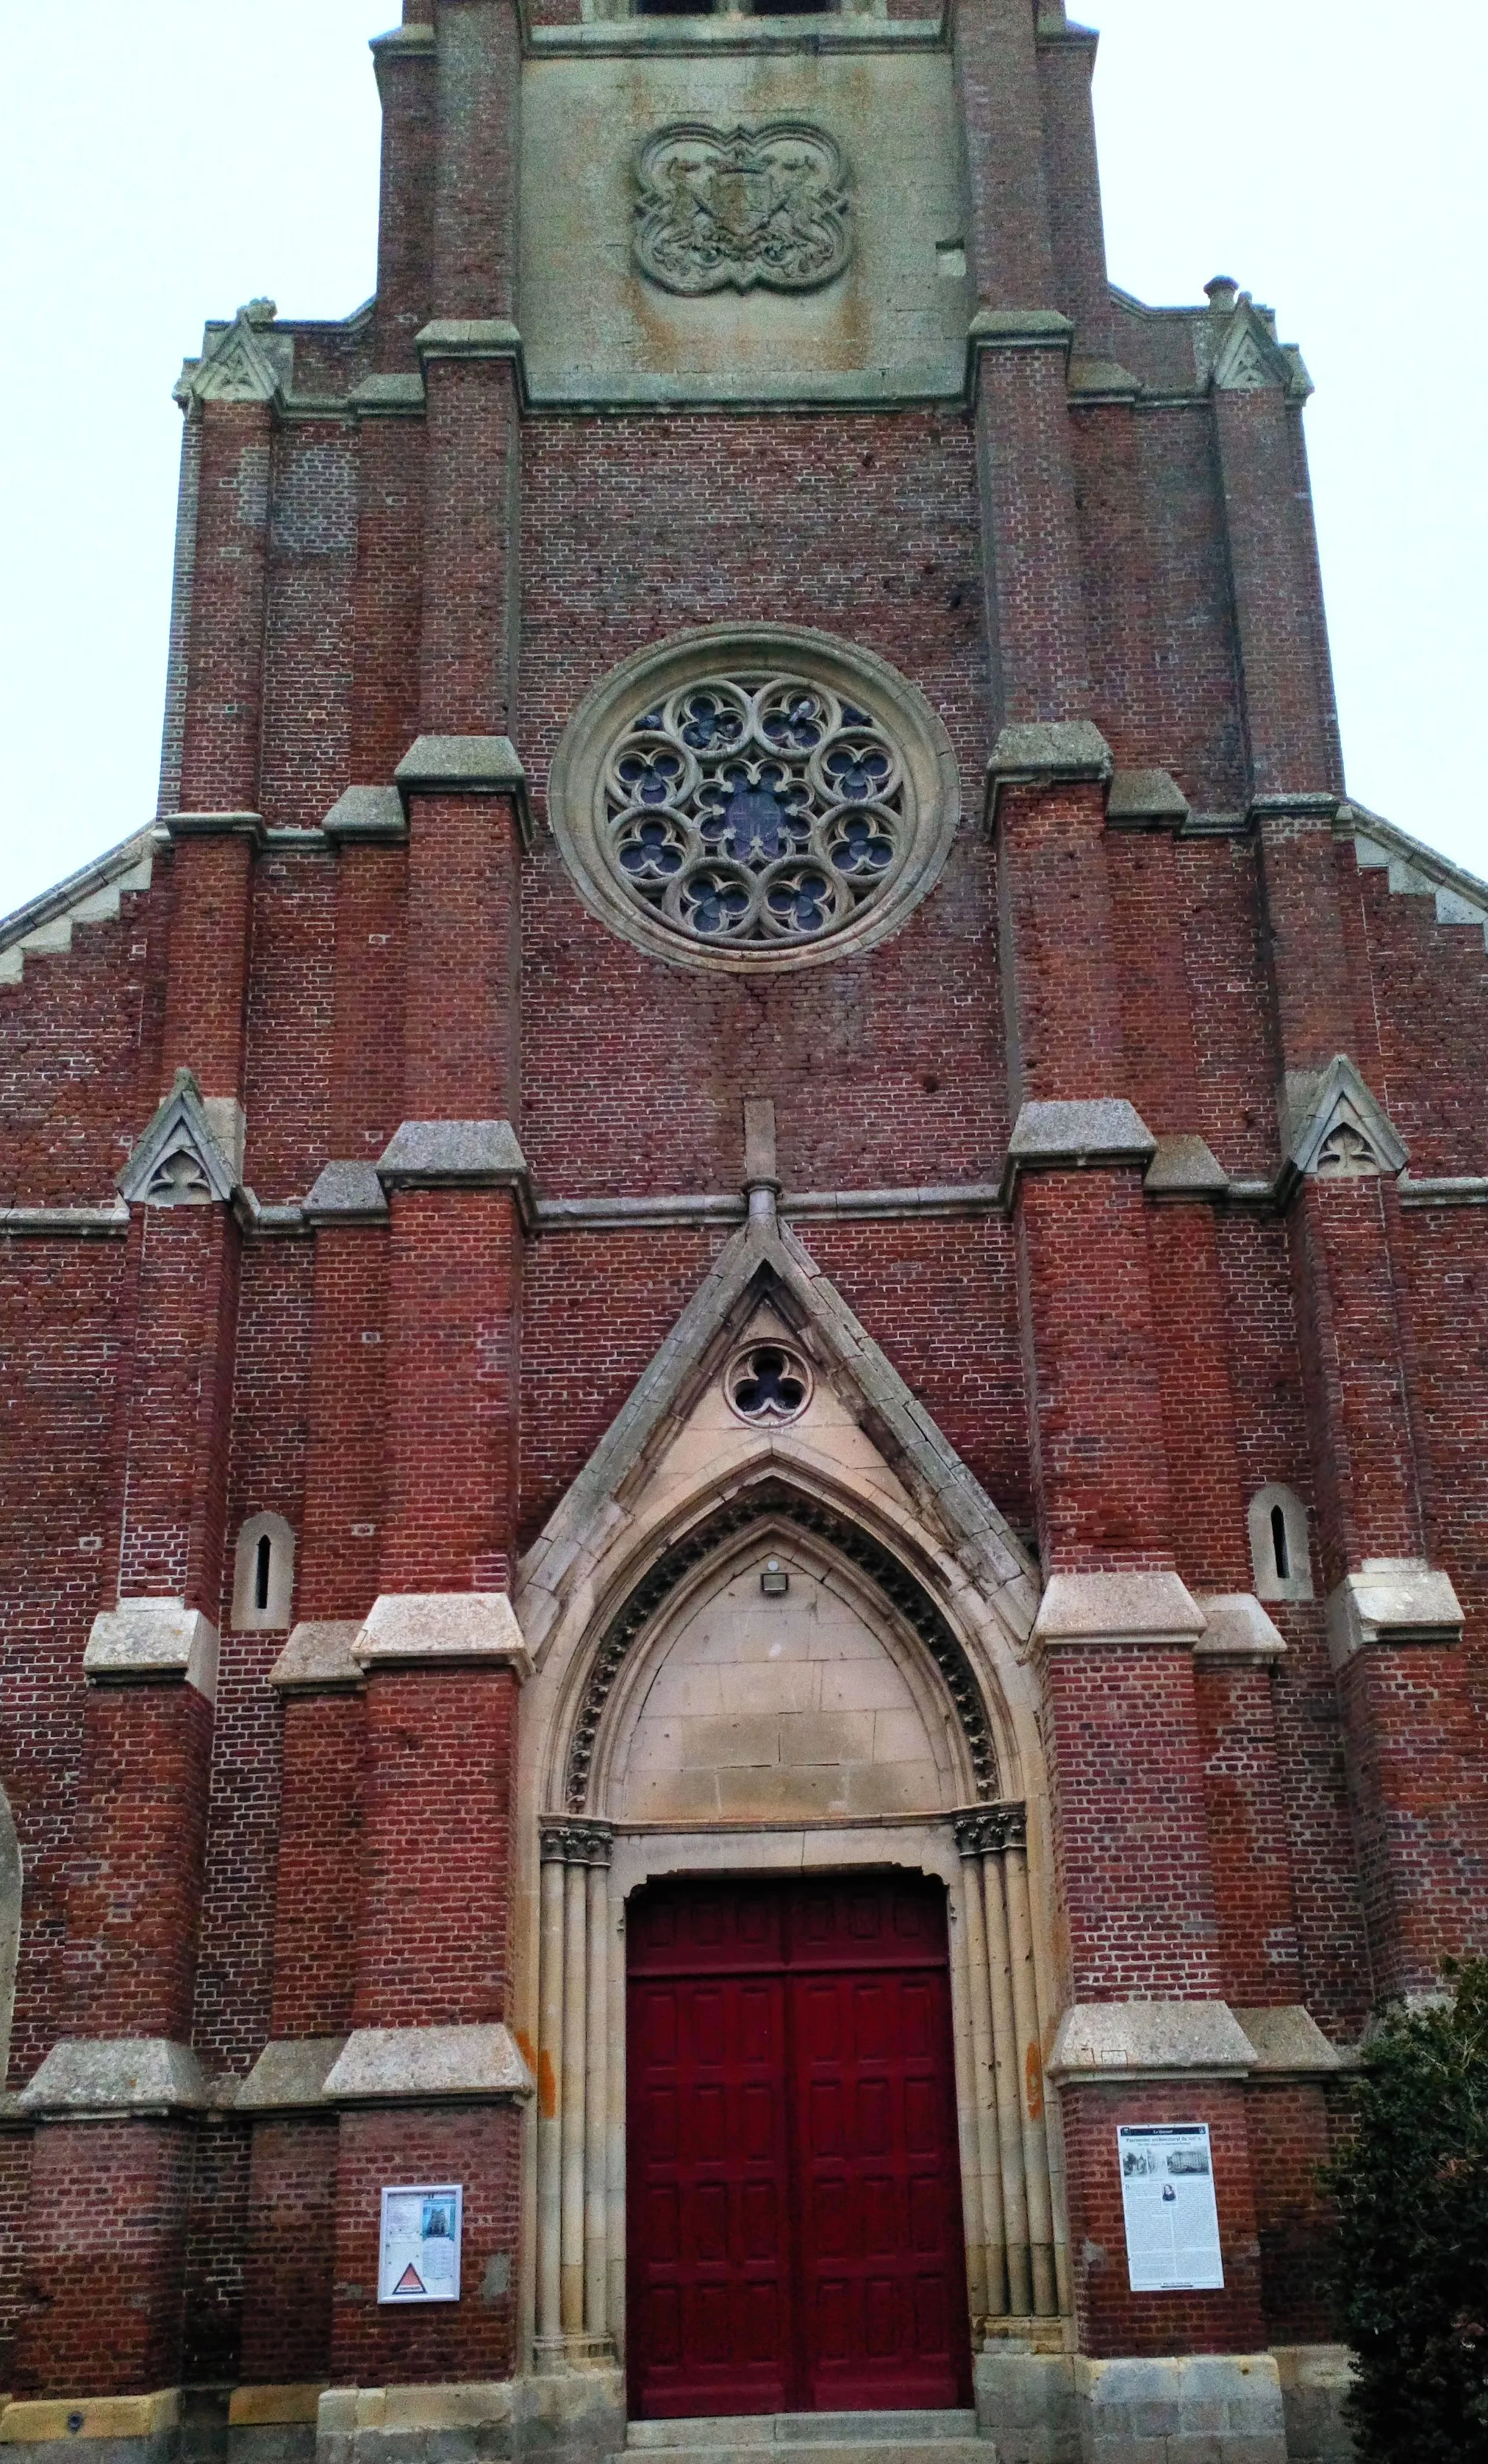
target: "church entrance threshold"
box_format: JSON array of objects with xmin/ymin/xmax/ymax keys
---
[{"xmin": 627, "ymin": 1872, "xmax": 973, "ymax": 2421}]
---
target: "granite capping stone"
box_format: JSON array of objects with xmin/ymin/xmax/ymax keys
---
[
  {"xmin": 355, "ymin": 1591, "xmax": 533, "ymax": 1680},
  {"xmin": 322, "ymin": 2023, "xmax": 534, "ymax": 2105},
  {"xmin": 1195, "ymin": 1593, "xmax": 1287, "ymax": 1663},
  {"xmin": 1251, "ymin": 791, "xmax": 1342, "ymax": 823},
  {"xmin": 1034, "ymin": 1569, "xmax": 1206, "ymax": 1651},
  {"xmin": 376, "ymin": 1121, "xmax": 533, "ymax": 1222},
  {"xmin": 19, "ymin": 2038, "xmax": 213, "ymax": 2118},
  {"xmin": 1048, "ymin": 1999, "xmax": 1255, "ymax": 2082},
  {"xmin": 269, "ymin": 1622, "xmax": 365, "ymax": 1692},
  {"xmin": 986, "ymin": 720, "xmax": 1115, "ymax": 818},
  {"xmin": 84, "ymin": 1600, "xmax": 221, "ymax": 1703},
  {"xmin": 321, "ymin": 786, "xmax": 407, "ymax": 842},
  {"xmin": 232, "ymin": 2038, "xmax": 348, "ymax": 2113},
  {"xmin": 304, "ymin": 1161, "xmax": 390, "ymax": 1225},
  {"xmin": 1066, "ymin": 353, "xmax": 1142, "ymax": 398},
  {"xmin": 370, "ymin": 23, "xmax": 437, "ymax": 54},
  {"xmin": 0, "ymin": 1206, "xmax": 129, "ymax": 1239},
  {"xmin": 347, "ymin": 373, "xmax": 426, "ymax": 419},
  {"xmin": 1325, "ymin": 1558, "xmax": 1464, "ymax": 1669},
  {"xmin": 1231, "ymin": 2006, "xmax": 1354, "ymax": 2076},
  {"xmin": 415, "ymin": 318, "xmax": 523, "ymax": 363},
  {"xmin": 1145, "ymin": 1132, "xmax": 1231, "ymax": 1198},
  {"xmin": 1105, "ymin": 766, "xmax": 1190, "ymax": 828},
  {"xmin": 393, "ymin": 734, "xmax": 533, "ymax": 846},
  {"xmin": 1004, "ymin": 1098, "xmax": 1156, "ymax": 1201},
  {"xmin": 967, "ymin": 307, "xmax": 1075, "ymax": 352},
  {"xmin": 165, "ymin": 811, "xmax": 268, "ymax": 846}
]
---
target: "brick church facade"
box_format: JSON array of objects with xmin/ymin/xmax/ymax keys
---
[{"xmin": 1, "ymin": 3, "xmax": 1486, "ymax": 2458}]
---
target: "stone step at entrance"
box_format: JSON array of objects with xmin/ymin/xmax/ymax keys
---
[{"xmin": 617, "ymin": 2410, "xmax": 994, "ymax": 2464}]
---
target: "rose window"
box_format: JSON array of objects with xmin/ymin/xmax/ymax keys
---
[
  {"xmin": 546, "ymin": 626, "xmax": 960, "ymax": 975},
  {"xmin": 603, "ymin": 674, "xmax": 908, "ymax": 953}
]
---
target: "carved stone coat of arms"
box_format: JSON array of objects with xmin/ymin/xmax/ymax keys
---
[{"xmin": 634, "ymin": 120, "xmax": 851, "ymax": 296}]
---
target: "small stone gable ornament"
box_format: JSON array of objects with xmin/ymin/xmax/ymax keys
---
[
  {"xmin": 634, "ymin": 121, "xmax": 851, "ymax": 296},
  {"xmin": 117, "ymin": 1069, "xmax": 239, "ymax": 1208}
]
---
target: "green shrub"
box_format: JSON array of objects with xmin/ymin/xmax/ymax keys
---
[{"xmin": 1323, "ymin": 1958, "xmax": 1488, "ymax": 2462}]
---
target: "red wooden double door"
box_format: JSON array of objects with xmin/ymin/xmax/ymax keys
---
[{"xmin": 627, "ymin": 1872, "xmax": 972, "ymax": 2418}]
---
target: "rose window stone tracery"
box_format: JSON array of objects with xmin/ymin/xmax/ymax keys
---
[
  {"xmin": 604, "ymin": 673, "xmax": 907, "ymax": 952},
  {"xmin": 546, "ymin": 624, "xmax": 961, "ymax": 975}
]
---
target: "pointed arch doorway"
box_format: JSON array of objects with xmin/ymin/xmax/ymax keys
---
[
  {"xmin": 627, "ymin": 1865, "xmax": 973, "ymax": 2420},
  {"xmin": 524, "ymin": 1472, "xmax": 1065, "ymax": 2399}
]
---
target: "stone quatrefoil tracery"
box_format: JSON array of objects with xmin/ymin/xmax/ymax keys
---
[
  {"xmin": 603, "ymin": 674, "xmax": 907, "ymax": 952},
  {"xmin": 562, "ymin": 1483, "xmax": 998, "ymax": 1813}
]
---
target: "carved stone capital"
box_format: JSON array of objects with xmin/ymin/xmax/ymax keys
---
[
  {"xmin": 540, "ymin": 1818, "xmax": 615, "ymax": 1869},
  {"xmin": 952, "ymin": 1803, "xmax": 1028, "ymax": 1858}
]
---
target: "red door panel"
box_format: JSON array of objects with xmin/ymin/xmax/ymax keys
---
[{"xmin": 628, "ymin": 1873, "xmax": 971, "ymax": 2419}]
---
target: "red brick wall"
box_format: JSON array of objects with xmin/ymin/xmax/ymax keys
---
[
  {"xmin": 1059, "ymin": 2082, "xmax": 1265, "ymax": 2357},
  {"xmin": 382, "ymin": 1189, "xmax": 521, "ymax": 1590},
  {"xmin": 350, "ymin": 426, "xmax": 426, "ymax": 781},
  {"xmin": 273, "ymin": 1693, "xmax": 365, "ymax": 2041},
  {"xmin": 299, "ymin": 1228, "xmax": 390, "ymax": 1621},
  {"xmin": 14, "ymin": 2119, "xmax": 195, "ymax": 2396},
  {"xmin": 354, "ymin": 1666, "xmax": 518, "ymax": 2029},
  {"xmin": 1042, "ymin": 1643, "xmax": 1222, "ymax": 2004},
  {"xmin": 371, "ymin": 43, "xmax": 436, "ymax": 369},
  {"xmin": 1195, "ymin": 1659, "xmax": 1302, "ymax": 2008},
  {"xmin": 179, "ymin": 406, "xmax": 273, "ymax": 817},
  {"xmin": 182, "ymin": 2115, "xmax": 251, "ymax": 2386},
  {"xmin": 327, "ymin": 845, "xmax": 408, "ymax": 1164},
  {"xmin": 260, "ymin": 427, "xmax": 358, "ymax": 833},
  {"xmin": 242, "ymin": 2114, "xmax": 340, "ymax": 2385},
  {"xmin": 997, "ymin": 784, "xmax": 1121, "ymax": 1103},
  {"xmin": 1074, "ymin": 407, "xmax": 1248, "ymax": 812},
  {"xmin": 404, "ymin": 795, "xmax": 521, "ymax": 1122},
  {"xmin": 1353, "ymin": 853, "xmax": 1488, "ymax": 1178},
  {"xmin": 62, "ymin": 1682, "xmax": 213, "ymax": 2043},
  {"xmin": 1405, "ymin": 1209, "xmax": 1488, "ymax": 1733},
  {"xmin": 0, "ymin": 1242, "xmax": 121, "ymax": 2081},
  {"xmin": 1247, "ymin": 2080, "xmax": 1341, "ymax": 2346},
  {"xmin": 330, "ymin": 2105, "xmax": 520, "ymax": 2386},
  {"xmin": 241, "ymin": 848, "xmax": 337, "ymax": 1200},
  {"xmin": 1147, "ymin": 1208, "xmax": 1250, "ymax": 1594},
  {"xmin": 516, "ymin": 407, "xmax": 993, "ymax": 1198},
  {"xmin": 1015, "ymin": 1171, "xmax": 1172, "ymax": 1572},
  {"xmin": 0, "ymin": 877, "xmax": 162, "ymax": 1207},
  {"xmin": 0, "ymin": 2128, "xmax": 32, "ymax": 2388},
  {"xmin": 419, "ymin": 367, "xmax": 519, "ymax": 737},
  {"xmin": 109, "ymin": 1206, "xmax": 241, "ymax": 1614}
]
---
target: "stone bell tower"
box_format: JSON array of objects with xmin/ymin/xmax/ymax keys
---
[{"xmin": 1, "ymin": 5, "xmax": 1484, "ymax": 2463}]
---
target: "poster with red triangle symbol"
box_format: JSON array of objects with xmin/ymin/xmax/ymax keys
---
[{"xmin": 379, "ymin": 2183, "xmax": 463, "ymax": 2303}]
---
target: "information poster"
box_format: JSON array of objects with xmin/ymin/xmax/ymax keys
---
[
  {"xmin": 378, "ymin": 2183, "xmax": 463, "ymax": 2304},
  {"xmin": 1117, "ymin": 2124, "xmax": 1224, "ymax": 2293}
]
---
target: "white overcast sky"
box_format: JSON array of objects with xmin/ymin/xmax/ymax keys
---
[{"xmin": 1, "ymin": 1, "xmax": 1484, "ymax": 917}]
